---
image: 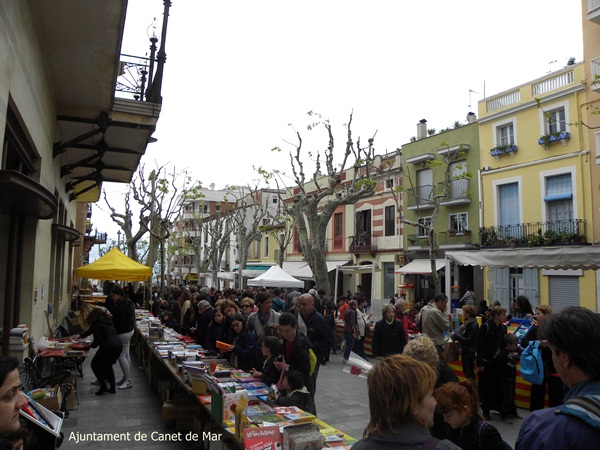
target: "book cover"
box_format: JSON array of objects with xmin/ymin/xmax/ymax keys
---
[
  {"xmin": 223, "ymin": 390, "xmax": 248, "ymax": 422},
  {"xmin": 243, "ymin": 425, "xmax": 281, "ymax": 450}
]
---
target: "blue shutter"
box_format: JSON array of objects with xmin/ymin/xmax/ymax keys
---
[
  {"xmin": 494, "ymin": 267, "xmax": 510, "ymax": 309},
  {"xmin": 522, "ymin": 268, "xmax": 539, "ymax": 308},
  {"xmin": 499, "ymin": 183, "xmax": 519, "ymax": 227}
]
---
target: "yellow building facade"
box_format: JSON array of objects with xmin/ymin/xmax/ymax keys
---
[{"xmin": 475, "ymin": 63, "xmax": 598, "ymax": 311}]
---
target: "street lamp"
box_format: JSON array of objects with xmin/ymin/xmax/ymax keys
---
[{"xmin": 117, "ymin": 229, "xmax": 122, "ymax": 248}]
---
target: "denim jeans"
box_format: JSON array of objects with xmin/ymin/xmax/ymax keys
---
[{"xmin": 343, "ymin": 332, "xmax": 355, "ymax": 360}]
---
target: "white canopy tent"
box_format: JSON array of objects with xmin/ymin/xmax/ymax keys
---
[{"xmin": 247, "ymin": 265, "xmax": 304, "ymax": 288}]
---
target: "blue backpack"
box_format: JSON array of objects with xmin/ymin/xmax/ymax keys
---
[{"xmin": 520, "ymin": 340, "xmax": 544, "ymax": 385}]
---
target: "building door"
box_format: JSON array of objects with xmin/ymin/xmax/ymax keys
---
[{"xmin": 383, "ymin": 262, "xmax": 395, "ymax": 300}]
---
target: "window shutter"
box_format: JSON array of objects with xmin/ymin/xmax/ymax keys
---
[
  {"xmin": 493, "ymin": 267, "xmax": 510, "ymax": 309},
  {"xmin": 522, "ymin": 268, "xmax": 539, "ymax": 308},
  {"xmin": 549, "ymin": 276, "xmax": 579, "ymax": 312}
]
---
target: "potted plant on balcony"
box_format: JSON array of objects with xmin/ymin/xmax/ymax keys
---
[
  {"xmin": 538, "ymin": 131, "xmax": 570, "ymax": 149},
  {"xmin": 448, "ymin": 228, "xmax": 457, "ymax": 236},
  {"xmin": 490, "ymin": 144, "xmax": 518, "ymax": 161}
]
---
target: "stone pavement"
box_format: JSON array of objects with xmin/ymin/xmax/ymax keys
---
[{"xmin": 58, "ymin": 301, "xmax": 527, "ymax": 449}]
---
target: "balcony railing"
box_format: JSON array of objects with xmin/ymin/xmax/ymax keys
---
[
  {"xmin": 115, "ymin": 55, "xmax": 152, "ymax": 101},
  {"xmin": 532, "ymin": 70, "xmax": 574, "ymax": 96},
  {"xmin": 479, "ymin": 219, "xmax": 587, "ymax": 248},
  {"xmin": 350, "ymin": 233, "xmax": 377, "ymax": 253},
  {"xmin": 486, "ymin": 90, "xmax": 520, "ymax": 113},
  {"xmin": 407, "ymin": 234, "xmax": 434, "ymax": 248},
  {"xmin": 438, "ymin": 231, "xmax": 475, "ymax": 248},
  {"xmin": 439, "ymin": 179, "xmax": 471, "ymax": 205},
  {"xmin": 405, "ymin": 185, "xmax": 435, "ymax": 209}
]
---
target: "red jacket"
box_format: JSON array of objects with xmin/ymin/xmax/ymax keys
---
[{"xmin": 395, "ymin": 312, "xmax": 418, "ymax": 342}]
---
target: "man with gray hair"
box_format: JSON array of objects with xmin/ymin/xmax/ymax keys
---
[
  {"xmin": 419, "ymin": 293, "xmax": 451, "ymax": 356},
  {"xmin": 516, "ymin": 306, "xmax": 600, "ymax": 449}
]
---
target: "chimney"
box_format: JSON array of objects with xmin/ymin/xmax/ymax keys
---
[
  {"xmin": 210, "ymin": 183, "xmax": 215, "ymax": 190},
  {"xmin": 417, "ymin": 119, "xmax": 427, "ymax": 140},
  {"xmin": 467, "ymin": 112, "xmax": 477, "ymax": 124}
]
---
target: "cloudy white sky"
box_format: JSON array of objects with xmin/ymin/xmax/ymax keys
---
[{"xmin": 91, "ymin": 0, "xmax": 584, "ymax": 260}]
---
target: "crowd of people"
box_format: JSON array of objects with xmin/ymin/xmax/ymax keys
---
[{"xmin": 5, "ymin": 280, "xmax": 600, "ymax": 449}]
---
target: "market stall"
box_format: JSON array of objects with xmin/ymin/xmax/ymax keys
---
[{"xmin": 75, "ymin": 247, "xmax": 152, "ymax": 281}]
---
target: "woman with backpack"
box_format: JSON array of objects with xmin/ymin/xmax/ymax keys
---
[{"xmin": 520, "ymin": 304, "xmax": 564, "ymax": 410}]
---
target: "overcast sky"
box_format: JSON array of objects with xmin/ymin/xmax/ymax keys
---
[{"xmin": 91, "ymin": 0, "xmax": 584, "ymax": 260}]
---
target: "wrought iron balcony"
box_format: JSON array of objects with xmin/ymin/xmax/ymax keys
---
[
  {"xmin": 350, "ymin": 233, "xmax": 377, "ymax": 254},
  {"xmin": 115, "ymin": 55, "xmax": 152, "ymax": 101},
  {"xmin": 479, "ymin": 219, "xmax": 587, "ymax": 248}
]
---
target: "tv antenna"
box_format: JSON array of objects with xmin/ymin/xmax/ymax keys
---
[
  {"xmin": 548, "ymin": 60, "xmax": 557, "ymax": 73},
  {"xmin": 468, "ymin": 89, "xmax": 480, "ymax": 110}
]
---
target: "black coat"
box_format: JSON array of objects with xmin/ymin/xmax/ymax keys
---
[
  {"xmin": 194, "ymin": 307, "xmax": 213, "ymax": 345},
  {"xmin": 476, "ymin": 320, "xmax": 507, "ymax": 368},
  {"xmin": 282, "ymin": 332, "xmax": 314, "ymax": 393},
  {"xmin": 90, "ymin": 316, "xmax": 121, "ymax": 363},
  {"xmin": 372, "ymin": 319, "xmax": 406, "ymax": 357},
  {"xmin": 300, "ymin": 309, "xmax": 330, "ymax": 364},
  {"xmin": 275, "ymin": 389, "xmax": 316, "ymax": 415},
  {"xmin": 453, "ymin": 318, "xmax": 479, "ymax": 356},
  {"xmin": 259, "ymin": 356, "xmax": 281, "ymax": 387},
  {"xmin": 112, "ymin": 297, "xmax": 135, "ymax": 334},
  {"xmin": 231, "ymin": 331, "xmax": 257, "ymax": 371},
  {"xmin": 205, "ymin": 322, "xmax": 224, "ymax": 350}
]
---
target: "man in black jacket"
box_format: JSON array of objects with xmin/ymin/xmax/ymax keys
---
[
  {"xmin": 111, "ymin": 285, "xmax": 136, "ymax": 390},
  {"xmin": 297, "ymin": 293, "xmax": 330, "ymax": 394}
]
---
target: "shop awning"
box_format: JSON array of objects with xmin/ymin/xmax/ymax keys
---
[
  {"xmin": 217, "ymin": 271, "xmax": 236, "ymax": 281},
  {"xmin": 282, "ymin": 261, "xmax": 312, "ymax": 280},
  {"xmin": 446, "ymin": 247, "xmax": 600, "ymax": 270},
  {"xmin": 183, "ymin": 273, "xmax": 198, "ymax": 281},
  {"xmin": 395, "ymin": 259, "xmax": 445, "ymax": 274},
  {"xmin": 282, "ymin": 260, "xmax": 349, "ymax": 281}
]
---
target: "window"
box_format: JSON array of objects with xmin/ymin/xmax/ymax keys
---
[
  {"xmin": 416, "ymin": 169, "xmax": 433, "ymax": 204},
  {"xmin": 355, "ymin": 210, "xmax": 372, "ymax": 235},
  {"xmin": 386, "ymin": 179, "xmax": 394, "ymax": 189},
  {"xmin": 263, "ymin": 236, "xmax": 269, "ymax": 258},
  {"xmin": 202, "ymin": 204, "xmax": 208, "ymax": 213},
  {"xmin": 417, "ymin": 216, "xmax": 432, "ymax": 237},
  {"xmin": 215, "ymin": 203, "xmax": 221, "ymax": 212},
  {"xmin": 449, "ymin": 162, "xmax": 468, "ymax": 200},
  {"xmin": 498, "ymin": 123, "xmax": 514, "ymax": 146},
  {"xmin": 498, "ymin": 182, "xmax": 520, "ymax": 238},
  {"xmin": 384, "ymin": 205, "xmax": 395, "ymax": 236},
  {"xmin": 333, "ymin": 212, "xmax": 343, "ymax": 249},
  {"xmin": 449, "ymin": 213, "xmax": 468, "ymax": 233},
  {"xmin": 272, "ymin": 198, "xmax": 278, "ymax": 203},
  {"xmin": 547, "ymin": 107, "xmax": 566, "ymax": 134},
  {"xmin": 545, "ymin": 174, "xmax": 573, "ymax": 225}
]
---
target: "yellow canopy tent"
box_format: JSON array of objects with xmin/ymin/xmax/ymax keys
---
[{"xmin": 76, "ymin": 247, "xmax": 151, "ymax": 281}]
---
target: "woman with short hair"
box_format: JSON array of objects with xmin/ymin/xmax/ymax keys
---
[{"xmin": 352, "ymin": 355, "xmax": 460, "ymax": 450}]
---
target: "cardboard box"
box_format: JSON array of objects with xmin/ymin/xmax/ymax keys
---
[
  {"xmin": 191, "ymin": 379, "xmax": 207, "ymax": 395},
  {"xmin": 162, "ymin": 401, "xmax": 200, "ymax": 420},
  {"xmin": 35, "ymin": 387, "xmax": 62, "ymax": 411}
]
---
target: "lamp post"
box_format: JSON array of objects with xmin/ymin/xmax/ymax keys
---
[{"xmin": 117, "ymin": 230, "xmax": 122, "ymax": 249}]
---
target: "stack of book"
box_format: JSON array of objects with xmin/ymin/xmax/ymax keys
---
[{"xmin": 10, "ymin": 324, "xmax": 29, "ymax": 350}]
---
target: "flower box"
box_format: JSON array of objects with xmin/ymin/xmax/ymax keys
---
[
  {"xmin": 490, "ymin": 145, "xmax": 518, "ymax": 160},
  {"xmin": 538, "ymin": 131, "xmax": 570, "ymax": 149}
]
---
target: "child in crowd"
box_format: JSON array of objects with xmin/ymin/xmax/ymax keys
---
[
  {"xmin": 274, "ymin": 369, "xmax": 316, "ymax": 415},
  {"xmin": 434, "ymin": 380, "xmax": 507, "ymax": 450},
  {"xmin": 499, "ymin": 333, "xmax": 521, "ymax": 424},
  {"xmin": 252, "ymin": 336, "xmax": 281, "ymax": 386}
]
